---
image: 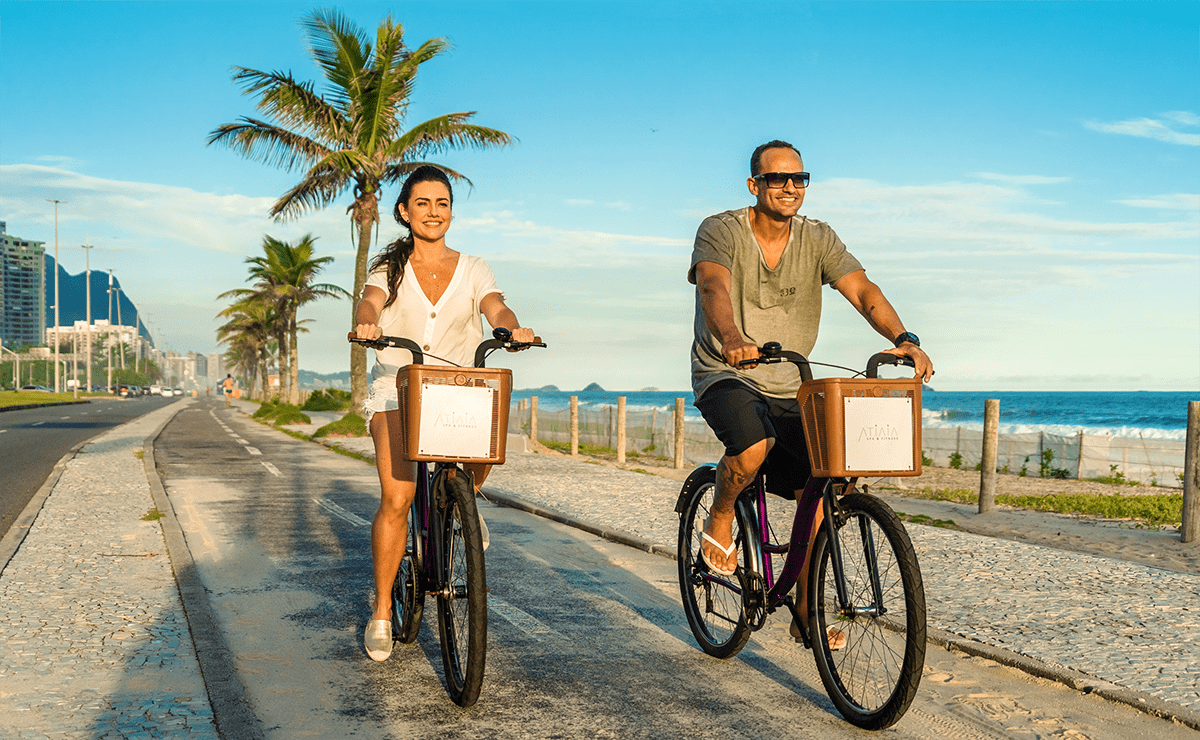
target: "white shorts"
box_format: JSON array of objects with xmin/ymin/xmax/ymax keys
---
[{"xmin": 362, "ymin": 376, "xmax": 400, "ymax": 424}]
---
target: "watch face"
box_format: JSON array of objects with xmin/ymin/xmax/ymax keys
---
[{"xmin": 896, "ymin": 332, "xmax": 920, "ymax": 347}]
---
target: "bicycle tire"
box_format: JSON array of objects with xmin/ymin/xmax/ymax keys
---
[
  {"xmin": 807, "ymin": 492, "xmax": 926, "ymax": 730},
  {"xmin": 435, "ymin": 472, "xmax": 487, "ymax": 707},
  {"xmin": 676, "ymin": 468, "xmax": 754, "ymax": 659},
  {"xmin": 391, "ymin": 507, "xmax": 425, "ymax": 644}
]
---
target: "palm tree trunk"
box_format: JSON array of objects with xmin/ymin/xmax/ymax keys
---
[
  {"xmin": 350, "ymin": 192, "xmax": 377, "ymax": 411},
  {"xmin": 289, "ymin": 310, "xmax": 300, "ymax": 406},
  {"xmin": 277, "ymin": 328, "xmax": 290, "ymax": 402}
]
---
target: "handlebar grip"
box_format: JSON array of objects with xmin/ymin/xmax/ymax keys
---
[{"xmin": 866, "ymin": 352, "xmax": 916, "ymax": 378}]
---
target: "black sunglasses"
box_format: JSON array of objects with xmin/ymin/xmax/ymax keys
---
[{"xmin": 754, "ymin": 171, "xmax": 810, "ymax": 189}]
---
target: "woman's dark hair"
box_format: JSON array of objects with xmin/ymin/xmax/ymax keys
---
[{"xmin": 369, "ymin": 165, "xmax": 455, "ymax": 309}]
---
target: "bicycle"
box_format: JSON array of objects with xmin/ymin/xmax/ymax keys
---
[
  {"xmin": 676, "ymin": 343, "xmax": 927, "ymax": 730},
  {"xmin": 349, "ymin": 327, "xmax": 545, "ymax": 707}
]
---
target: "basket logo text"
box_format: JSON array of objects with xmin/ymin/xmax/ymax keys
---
[
  {"xmin": 857, "ymin": 423, "xmax": 900, "ymax": 442},
  {"xmin": 433, "ymin": 411, "xmax": 478, "ymax": 429}
]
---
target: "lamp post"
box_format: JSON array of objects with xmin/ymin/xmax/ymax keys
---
[
  {"xmin": 107, "ymin": 270, "xmax": 114, "ymax": 392},
  {"xmin": 0, "ymin": 341, "xmax": 17, "ymax": 390},
  {"xmin": 115, "ymin": 285, "xmax": 124, "ymax": 369},
  {"xmin": 46, "ymin": 199, "xmax": 66, "ymax": 392},
  {"xmin": 82, "ymin": 237, "xmax": 94, "ymax": 392}
]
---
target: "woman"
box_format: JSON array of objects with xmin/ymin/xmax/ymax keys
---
[{"xmin": 354, "ymin": 165, "xmax": 535, "ymax": 661}]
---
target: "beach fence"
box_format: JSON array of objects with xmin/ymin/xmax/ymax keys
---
[{"xmin": 510, "ymin": 397, "xmax": 1188, "ymax": 486}]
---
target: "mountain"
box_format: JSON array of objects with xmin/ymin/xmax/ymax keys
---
[
  {"xmin": 582, "ymin": 382, "xmax": 606, "ymax": 392},
  {"xmin": 298, "ymin": 369, "xmax": 351, "ymax": 390},
  {"xmin": 42, "ymin": 256, "xmax": 152, "ymax": 344}
]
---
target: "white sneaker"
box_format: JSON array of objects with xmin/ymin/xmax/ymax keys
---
[{"xmin": 364, "ymin": 619, "xmax": 392, "ymax": 661}]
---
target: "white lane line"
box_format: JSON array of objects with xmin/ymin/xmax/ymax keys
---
[
  {"xmin": 313, "ymin": 498, "xmax": 371, "ymax": 527},
  {"xmin": 233, "ymin": 437, "xmax": 248, "ymax": 444},
  {"xmin": 488, "ymin": 598, "xmax": 554, "ymax": 640},
  {"xmin": 61, "ymin": 416, "xmax": 70, "ymax": 419},
  {"xmin": 244, "ymin": 446, "xmax": 262, "ymax": 456},
  {"xmin": 31, "ymin": 421, "xmax": 44, "ymax": 426},
  {"xmin": 0, "ymin": 429, "xmax": 7, "ymax": 434},
  {"xmin": 261, "ymin": 461, "xmax": 282, "ymax": 477}
]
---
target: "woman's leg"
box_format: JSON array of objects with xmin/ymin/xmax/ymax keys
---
[{"xmin": 370, "ymin": 410, "xmax": 416, "ymax": 623}]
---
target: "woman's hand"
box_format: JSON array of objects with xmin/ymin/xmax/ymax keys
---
[{"xmin": 354, "ymin": 323, "xmax": 383, "ymax": 341}]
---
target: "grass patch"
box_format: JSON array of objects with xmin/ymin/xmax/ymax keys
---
[
  {"xmin": 313, "ymin": 412, "xmax": 368, "ymax": 438},
  {"xmin": 302, "ymin": 388, "xmax": 352, "ymax": 412},
  {"xmin": 253, "ymin": 401, "xmax": 310, "ymax": 426},
  {"xmin": 141, "ymin": 508, "xmax": 163, "ymax": 521},
  {"xmin": 539, "ymin": 439, "xmax": 670, "ymax": 463},
  {"xmin": 0, "ymin": 391, "xmax": 81, "ymax": 408},
  {"xmin": 134, "ymin": 450, "xmax": 145, "ymax": 460},
  {"xmin": 896, "ymin": 512, "xmax": 959, "ymax": 529},
  {"xmin": 894, "ymin": 486, "xmax": 1183, "ymax": 527}
]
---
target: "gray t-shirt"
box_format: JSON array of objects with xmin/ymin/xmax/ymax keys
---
[{"xmin": 688, "ymin": 207, "xmax": 863, "ymax": 400}]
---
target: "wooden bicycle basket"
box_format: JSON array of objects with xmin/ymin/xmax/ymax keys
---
[
  {"xmin": 396, "ymin": 365, "xmax": 512, "ymax": 464},
  {"xmin": 797, "ymin": 377, "xmax": 923, "ymax": 478}
]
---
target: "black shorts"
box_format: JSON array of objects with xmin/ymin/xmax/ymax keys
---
[{"xmin": 694, "ymin": 379, "xmax": 812, "ymax": 498}]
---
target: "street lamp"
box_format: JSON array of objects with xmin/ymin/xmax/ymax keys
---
[
  {"xmin": 82, "ymin": 236, "xmax": 94, "ymax": 392},
  {"xmin": 0, "ymin": 341, "xmax": 17, "ymax": 390},
  {"xmin": 46, "ymin": 199, "xmax": 66, "ymax": 392}
]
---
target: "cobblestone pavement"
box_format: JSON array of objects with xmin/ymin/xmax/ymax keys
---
[
  {"xmin": 477, "ymin": 451, "xmax": 1200, "ymax": 712},
  {"xmin": 0, "ymin": 404, "xmax": 218, "ymax": 740}
]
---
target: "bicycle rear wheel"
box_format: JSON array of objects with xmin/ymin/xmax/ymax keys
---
[
  {"xmin": 677, "ymin": 468, "xmax": 754, "ymax": 658},
  {"xmin": 391, "ymin": 507, "xmax": 425, "ymax": 644},
  {"xmin": 435, "ymin": 472, "xmax": 487, "ymax": 707},
  {"xmin": 808, "ymin": 493, "xmax": 926, "ymax": 730}
]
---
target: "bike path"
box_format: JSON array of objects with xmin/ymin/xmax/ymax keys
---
[{"xmin": 314, "ymin": 428, "xmax": 1200, "ymax": 726}]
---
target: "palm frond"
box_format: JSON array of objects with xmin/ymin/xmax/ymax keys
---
[
  {"xmin": 207, "ymin": 118, "xmax": 332, "ymax": 172},
  {"xmin": 230, "ymin": 67, "xmax": 348, "ymax": 144}
]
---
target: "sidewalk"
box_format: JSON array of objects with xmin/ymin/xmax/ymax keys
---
[
  {"xmin": 0, "ymin": 402, "xmax": 218, "ymax": 739},
  {"xmin": 2, "ymin": 401, "xmax": 1198, "ymax": 737}
]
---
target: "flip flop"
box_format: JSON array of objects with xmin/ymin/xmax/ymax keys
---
[{"xmin": 700, "ymin": 525, "xmax": 738, "ymax": 576}]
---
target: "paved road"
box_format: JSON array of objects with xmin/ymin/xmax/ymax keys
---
[
  {"xmin": 150, "ymin": 398, "xmax": 1198, "ymax": 739},
  {"xmin": 0, "ymin": 395, "xmax": 179, "ymax": 540}
]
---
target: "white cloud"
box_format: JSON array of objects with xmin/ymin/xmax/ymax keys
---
[
  {"xmin": 1116, "ymin": 193, "xmax": 1200, "ymax": 211},
  {"xmin": 1084, "ymin": 112, "xmax": 1200, "ymax": 146},
  {"xmin": 975, "ymin": 173, "xmax": 1071, "ymax": 186}
]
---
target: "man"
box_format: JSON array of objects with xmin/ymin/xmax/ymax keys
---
[
  {"xmin": 222, "ymin": 374, "xmax": 234, "ymax": 408},
  {"xmin": 689, "ymin": 140, "xmax": 933, "ymax": 585}
]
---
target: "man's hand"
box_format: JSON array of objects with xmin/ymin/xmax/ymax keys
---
[
  {"xmin": 882, "ymin": 343, "xmax": 934, "ymax": 383},
  {"xmin": 722, "ymin": 338, "xmax": 761, "ymax": 369}
]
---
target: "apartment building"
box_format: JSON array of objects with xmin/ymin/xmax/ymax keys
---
[{"xmin": 0, "ymin": 221, "xmax": 47, "ymax": 348}]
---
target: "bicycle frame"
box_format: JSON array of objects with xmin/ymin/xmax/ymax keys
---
[{"xmin": 409, "ymin": 460, "xmax": 471, "ymax": 597}]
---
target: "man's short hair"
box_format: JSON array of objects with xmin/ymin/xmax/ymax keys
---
[{"xmin": 750, "ymin": 140, "xmax": 802, "ymax": 176}]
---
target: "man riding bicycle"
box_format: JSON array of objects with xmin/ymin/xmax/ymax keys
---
[{"xmin": 689, "ymin": 141, "xmax": 934, "ymax": 630}]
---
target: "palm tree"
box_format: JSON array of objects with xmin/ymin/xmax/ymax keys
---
[
  {"xmin": 208, "ymin": 8, "xmax": 513, "ymax": 408},
  {"xmin": 217, "ymin": 295, "xmax": 276, "ymax": 401},
  {"xmin": 246, "ymin": 235, "xmax": 348, "ymax": 405}
]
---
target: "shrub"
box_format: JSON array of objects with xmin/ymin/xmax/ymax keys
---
[
  {"xmin": 302, "ymin": 388, "xmax": 352, "ymax": 412},
  {"xmin": 313, "ymin": 413, "xmax": 368, "ymax": 438},
  {"xmin": 273, "ymin": 407, "xmax": 311, "ymax": 426},
  {"xmin": 948, "ymin": 452, "xmax": 963, "ymax": 470}
]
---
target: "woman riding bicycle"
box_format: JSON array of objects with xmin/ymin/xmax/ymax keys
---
[{"xmin": 354, "ymin": 165, "xmax": 536, "ymax": 661}]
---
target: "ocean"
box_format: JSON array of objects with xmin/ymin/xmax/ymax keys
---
[{"xmin": 510, "ymin": 388, "xmax": 1197, "ymax": 442}]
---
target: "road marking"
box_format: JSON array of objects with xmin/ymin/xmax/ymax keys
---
[
  {"xmin": 234, "ymin": 437, "xmax": 248, "ymax": 444},
  {"xmin": 261, "ymin": 461, "xmax": 282, "ymax": 477},
  {"xmin": 488, "ymin": 598, "xmax": 554, "ymax": 640},
  {"xmin": 313, "ymin": 498, "xmax": 371, "ymax": 527},
  {"xmin": 31, "ymin": 421, "xmax": 44, "ymax": 426},
  {"xmin": 61, "ymin": 416, "xmax": 70, "ymax": 419},
  {"xmin": 244, "ymin": 446, "xmax": 262, "ymax": 456},
  {"xmin": 0, "ymin": 429, "xmax": 7, "ymax": 434}
]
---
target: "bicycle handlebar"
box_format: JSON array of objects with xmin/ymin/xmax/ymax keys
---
[
  {"xmin": 736, "ymin": 342, "xmax": 916, "ymax": 380},
  {"xmin": 347, "ymin": 327, "xmax": 546, "ymax": 368}
]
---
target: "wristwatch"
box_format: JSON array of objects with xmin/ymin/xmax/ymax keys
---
[{"xmin": 893, "ymin": 331, "xmax": 920, "ymax": 348}]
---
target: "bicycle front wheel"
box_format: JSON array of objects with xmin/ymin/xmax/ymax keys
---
[
  {"xmin": 676, "ymin": 469, "xmax": 753, "ymax": 658},
  {"xmin": 435, "ymin": 472, "xmax": 487, "ymax": 707},
  {"xmin": 391, "ymin": 507, "xmax": 425, "ymax": 644},
  {"xmin": 808, "ymin": 493, "xmax": 926, "ymax": 730}
]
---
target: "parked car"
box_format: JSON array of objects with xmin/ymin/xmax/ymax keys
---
[
  {"xmin": 20, "ymin": 385, "xmax": 52, "ymax": 392},
  {"xmin": 172, "ymin": 388, "xmax": 183, "ymax": 396}
]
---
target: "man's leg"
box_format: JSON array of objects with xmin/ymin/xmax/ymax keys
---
[{"xmin": 700, "ymin": 437, "xmax": 772, "ymax": 573}]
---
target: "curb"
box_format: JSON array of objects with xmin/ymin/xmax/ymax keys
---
[
  {"xmin": 142, "ymin": 400, "xmax": 266, "ymax": 740},
  {"xmin": 482, "ymin": 485, "xmax": 1200, "ymax": 732}
]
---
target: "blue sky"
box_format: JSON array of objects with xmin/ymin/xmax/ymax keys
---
[{"xmin": 1, "ymin": 1, "xmax": 1197, "ymax": 391}]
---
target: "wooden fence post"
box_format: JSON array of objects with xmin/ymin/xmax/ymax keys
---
[
  {"xmin": 1182, "ymin": 401, "xmax": 1200, "ymax": 544},
  {"xmin": 617, "ymin": 396, "xmax": 626, "ymax": 465},
  {"xmin": 530, "ymin": 396, "xmax": 538, "ymax": 445},
  {"xmin": 570, "ymin": 396, "xmax": 579, "ymax": 456},
  {"xmin": 979, "ymin": 399, "xmax": 999, "ymax": 513},
  {"xmin": 674, "ymin": 397, "xmax": 685, "ymax": 469}
]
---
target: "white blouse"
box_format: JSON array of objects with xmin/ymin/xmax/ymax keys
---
[{"xmin": 365, "ymin": 253, "xmax": 503, "ymax": 382}]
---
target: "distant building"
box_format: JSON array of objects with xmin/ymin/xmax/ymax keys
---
[
  {"xmin": 207, "ymin": 352, "xmax": 223, "ymax": 381},
  {"xmin": 0, "ymin": 221, "xmax": 47, "ymax": 348}
]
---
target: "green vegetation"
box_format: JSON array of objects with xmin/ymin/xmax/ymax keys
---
[
  {"xmin": 0, "ymin": 391, "xmax": 81, "ymax": 408},
  {"xmin": 302, "ymin": 388, "xmax": 352, "ymax": 412},
  {"xmin": 313, "ymin": 413, "xmax": 368, "ymax": 438},
  {"xmin": 252, "ymin": 401, "xmax": 310, "ymax": 426},
  {"xmin": 896, "ymin": 512, "xmax": 958, "ymax": 529},
  {"xmin": 948, "ymin": 451, "xmax": 963, "ymax": 469},
  {"xmin": 141, "ymin": 508, "xmax": 163, "ymax": 521},
  {"xmin": 921, "ymin": 450, "xmax": 933, "ymax": 467},
  {"xmin": 895, "ymin": 485, "xmax": 1183, "ymax": 527},
  {"xmin": 1086, "ymin": 465, "xmax": 1140, "ymax": 487}
]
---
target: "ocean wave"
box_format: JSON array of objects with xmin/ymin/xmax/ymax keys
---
[{"xmin": 920, "ymin": 418, "xmax": 1187, "ymax": 441}]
